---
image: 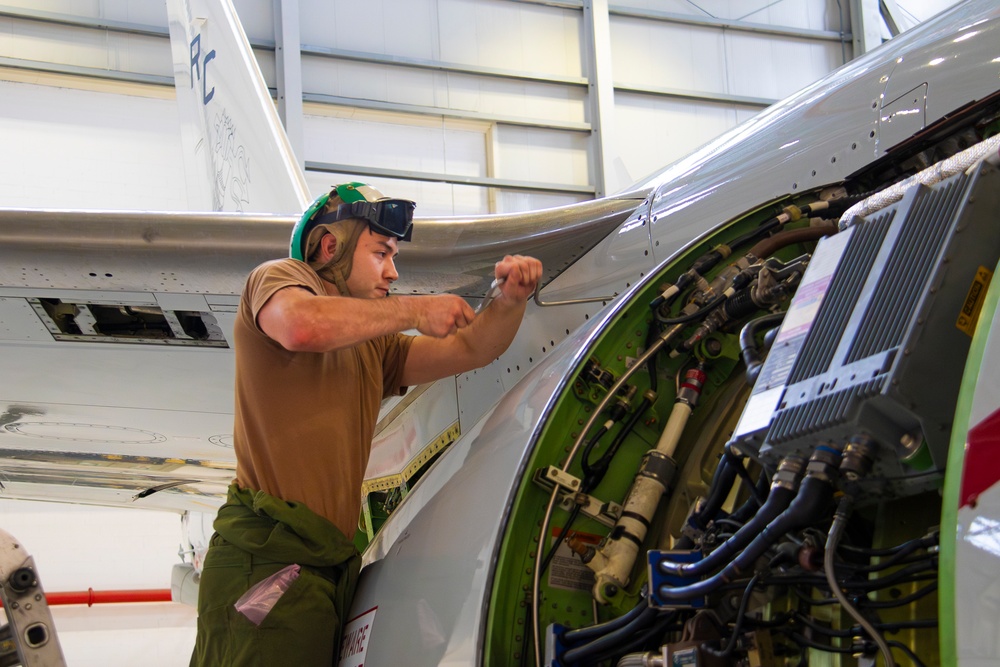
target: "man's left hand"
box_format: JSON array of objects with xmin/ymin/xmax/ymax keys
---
[{"xmin": 494, "ymin": 255, "xmax": 543, "ymax": 306}]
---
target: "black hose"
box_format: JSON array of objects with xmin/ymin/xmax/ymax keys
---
[
  {"xmin": 793, "ymin": 612, "xmax": 938, "ymax": 637},
  {"xmin": 562, "ymin": 596, "xmax": 648, "ymax": 645},
  {"xmin": 537, "ymin": 505, "xmax": 582, "ymax": 579},
  {"xmin": 659, "ymin": 484, "xmax": 797, "ymax": 579},
  {"xmin": 887, "ymin": 641, "xmax": 928, "ymax": 667},
  {"xmin": 740, "ymin": 312, "xmax": 785, "ymax": 384},
  {"xmin": 850, "ymin": 535, "xmax": 938, "ymax": 573},
  {"xmin": 705, "ymin": 574, "xmax": 761, "ymax": 658},
  {"xmin": 861, "ymin": 581, "xmax": 938, "ymax": 609},
  {"xmin": 561, "ymin": 606, "xmax": 660, "ymax": 664},
  {"xmin": 692, "ymin": 454, "xmax": 738, "ymax": 530},
  {"xmin": 585, "ymin": 612, "xmax": 678, "ymax": 664},
  {"xmin": 654, "ymin": 293, "xmax": 727, "ymax": 325},
  {"xmin": 838, "ymin": 532, "xmax": 938, "ymax": 558},
  {"xmin": 729, "ymin": 471, "xmax": 770, "ymax": 524},
  {"xmin": 656, "ymin": 473, "xmax": 834, "ymax": 603},
  {"xmin": 582, "ymin": 396, "xmax": 654, "ymax": 492},
  {"xmin": 728, "ymin": 454, "xmax": 767, "ymax": 506}
]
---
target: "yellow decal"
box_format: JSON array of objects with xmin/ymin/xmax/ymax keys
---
[{"xmin": 957, "ymin": 265, "xmax": 993, "ymax": 337}]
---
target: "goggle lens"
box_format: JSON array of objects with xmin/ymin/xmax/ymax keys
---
[{"xmin": 327, "ymin": 200, "xmax": 414, "ymax": 241}]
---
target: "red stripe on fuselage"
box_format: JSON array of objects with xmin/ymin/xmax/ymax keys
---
[{"xmin": 962, "ymin": 407, "xmax": 1000, "ymax": 508}]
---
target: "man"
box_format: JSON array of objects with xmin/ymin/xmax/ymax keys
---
[{"xmin": 190, "ymin": 182, "xmax": 542, "ymax": 666}]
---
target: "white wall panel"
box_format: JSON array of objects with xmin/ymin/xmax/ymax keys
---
[
  {"xmin": 440, "ymin": 74, "xmax": 586, "ymax": 122},
  {"xmin": 494, "ymin": 189, "xmax": 584, "ymax": 213},
  {"xmin": 611, "ymin": 0, "xmax": 838, "ymax": 30},
  {"xmin": 0, "ymin": 19, "xmax": 173, "ymax": 77},
  {"xmin": 493, "ymin": 125, "xmax": 590, "ymax": 185},
  {"xmin": 232, "ymin": 0, "xmax": 276, "ymax": 42},
  {"xmin": 303, "ymin": 55, "xmax": 587, "ymax": 124},
  {"xmin": 0, "ymin": 499, "xmax": 197, "ymax": 667},
  {"xmin": 0, "ymin": 1, "xmax": 169, "ymax": 26},
  {"xmin": 438, "ymin": 0, "xmax": 583, "ymax": 77},
  {"xmin": 304, "ymin": 110, "xmax": 487, "ymax": 178},
  {"xmin": 611, "ymin": 17, "xmax": 728, "ymax": 93},
  {"xmin": 0, "ymin": 78, "xmax": 186, "ymax": 210},
  {"xmin": 724, "ymin": 34, "xmax": 844, "ymax": 99},
  {"xmin": 613, "ymin": 92, "xmax": 741, "ymax": 186}
]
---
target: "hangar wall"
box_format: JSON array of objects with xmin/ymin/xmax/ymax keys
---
[
  {"xmin": 0, "ymin": 0, "xmax": 961, "ymax": 664},
  {"xmin": 0, "ymin": 0, "xmax": 856, "ymax": 217}
]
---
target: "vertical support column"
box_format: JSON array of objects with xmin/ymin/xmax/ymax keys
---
[
  {"xmin": 850, "ymin": 0, "xmax": 883, "ymax": 56},
  {"xmin": 582, "ymin": 0, "xmax": 615, "ymax": 199},
  {"xmin": 273, "ymin": 0, "xmax": 304, "ymax": 167}
]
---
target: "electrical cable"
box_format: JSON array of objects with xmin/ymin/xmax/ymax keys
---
[
  {"xmin": 887, "ymin": 640, "xmax": 928, "ymax": 667},
  {"xmin": 562, "ymin": 594, "xmax": 648, "ymax": 645},
  {"xmin": 783, "ymin": 630, "xmax": 858, "ymax": 655},
  {"xmin": 849, "ymin": 535, "xmax": 938, "ymax": 573},
  {"xmin": 532, "ymin": 331, "xmax": 677, "ymax": 667},
  {"xmin": 657, "ymin": 468, "xmax": 836, "ymax": 603},
  {"xmin": 585, "ymin": 612, "xmax": 678, "ymax": 665},
  {"xmin": 561, "ymin": 606, "xmax": 660, "ymax": 665},
  {"xmin": 658, "ymin": 483, "xmax": 795, "ymax": 579},
  {"xmin": 537, "ymin": 505, "xmax": 582, "ymax": 580},
  {"xmin": 728, "ymin": 470, "xmax": 770, "ymax": 523},
  {"xmin": 739, "ymin": 311, "xmax": 785, "ymax": 384},
  {"xmin": 792, "ymin": 612, "xmax": 938, "ymax": 637},
  {"xmin": 582, "ymin": 395, "xmax": 654, "ymax": 492},
  {"xmin": 861, "ymin": 581, "xmax": 938, "ymax": 609},
  {"xmin": 704, "ymin": 573, "xmax": 761, "ymax": 658},
  {"xmin": 654, "ymin": 293, "xmax": 727, "ymax": 325},
  {"xmin": 838, "ymin": 532, "xmax": 938, "ymax": 558},
  {"xmin": 693, "ymin": 454, "xmax": 738, "ymax": 530},
  {"xmin": 728, "ymin": 453, "xmax": 767, "ymax": 505},
  {"xmin": 825, "ymin": 495, "xmax": 895, "ymax": 667}
]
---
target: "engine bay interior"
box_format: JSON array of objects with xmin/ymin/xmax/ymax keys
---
[{"xmin": 484, "ymin": 99, "xmax": 1000, "ymax": 667}]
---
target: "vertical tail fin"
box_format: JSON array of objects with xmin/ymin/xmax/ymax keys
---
[{"xmin": 165, "ymin": 0, "xmax": 310, "ymax": 214}]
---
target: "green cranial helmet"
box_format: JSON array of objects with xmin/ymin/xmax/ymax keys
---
[{"xmin": 289, "ymin": 182, "xmax": 415, "ymax": 261}]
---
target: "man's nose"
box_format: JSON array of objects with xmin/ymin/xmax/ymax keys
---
[{"xmin": 386, "ymin": 259, "xmax": 399, "ymax": 282}]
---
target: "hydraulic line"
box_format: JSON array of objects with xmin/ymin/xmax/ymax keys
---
[
  {"xmin": 532, "ymin": 324, "xmax": 684, "ymax": 667},
  {"xmin": 727, "ymin": 453, "xmax": 767, "ymax": 506},
  {"xmin": 562, "ymin": 594, "xmax": 648, "ymax": 645},
  {"xmin": 658, "ymin": 456, "xmax": 805, "ymax": 579},
  {"xmin": 739, "ymin": 311, "xmax": 785, "ymax": 384},
  {"xmin": 704, "ymin": 573, "xmax": 761, "ymax": 659},
  {"xmin": 587, "ymin": 366, "xmax": 706, "ymax": 604},
  {"xmin": 539, "ymin": 394, "xmax": 639, "ymax": 578},
  {"xmin": 728, "ymin": 469, "xmax": 771, "ymax": 524},
  {"xmin": 825, "ymin": 495, "xmax": 896, "ymax": 667},
  {"xmin": 675, "ymin": 228, "xmax": 826, "ymax": 354},
  {"xmin": 692, "ymin": 454, "xmax": 738, "ymax": 530},
  {"xmin": 745, "ymin": 223, "xmax": 836, "ymax": 261},
  {"xmin": 561, "ymin": 606, "xmax": 660, "ymax": 665},
  {"xmin": 583, "ymin": 392, "xmax": 656, "ymax": 492},
  {"xmin": 656, "ymin": 446, "xmax": 840, "ymax": 603}
]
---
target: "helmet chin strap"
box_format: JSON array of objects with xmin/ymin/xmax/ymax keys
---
[
  {"xmin": 310, "ymin": 219, "xmax": 366, "ymax": 297},
  {"xmin": 316, "ymin": 263, "xmax": 352, "ymax": 297}
]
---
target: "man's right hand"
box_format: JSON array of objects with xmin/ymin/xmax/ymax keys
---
[{"xmin": 412, "ymin": 294, "xmax": 476, "ymax": 337}]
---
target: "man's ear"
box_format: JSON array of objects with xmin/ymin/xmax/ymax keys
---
[{"xmin": 320, "ymin": 232, "xmax": 338, "ymax": 262}]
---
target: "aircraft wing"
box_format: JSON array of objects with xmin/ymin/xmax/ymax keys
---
[{"xmin": 0, "ymin": 0, "xmax": 648, "ymax": 520}]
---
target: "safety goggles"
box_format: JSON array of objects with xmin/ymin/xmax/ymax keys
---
[{"xmin": 317, "ymin": 199, "xmax": 415, "ymax": 241}]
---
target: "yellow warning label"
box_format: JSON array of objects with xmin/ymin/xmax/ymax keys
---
[{"xmin": 956, "ymin": 265, "xmax": 993, "ymax": 337}]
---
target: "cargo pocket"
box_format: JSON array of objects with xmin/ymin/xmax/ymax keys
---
[{"xmin": 236, "ymin": 566, "xmax": 341, "ymax": 666}]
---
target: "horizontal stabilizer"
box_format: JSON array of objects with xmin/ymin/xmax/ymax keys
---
[{"xmin": 0, "ymin": 191, "xmax": 646, "ymax": 298}]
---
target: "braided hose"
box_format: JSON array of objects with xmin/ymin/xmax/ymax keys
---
[{"xmin": 839, "ymin": 134, "xmax": 1000, "ymax": 230}]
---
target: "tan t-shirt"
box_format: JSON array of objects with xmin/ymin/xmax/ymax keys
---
[{"xmin": 232, "ymin": 258, "xmax": 413, "ymax": 539}]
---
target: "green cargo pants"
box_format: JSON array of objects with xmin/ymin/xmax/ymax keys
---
[{"xmin": 190, "ymin": 484, "xmax": 361, "ymax": 667}]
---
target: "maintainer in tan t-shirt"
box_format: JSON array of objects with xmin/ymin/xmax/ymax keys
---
[{"xmin": 232, "ymin": 258, "xmax": 413, "ymax": 539}]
